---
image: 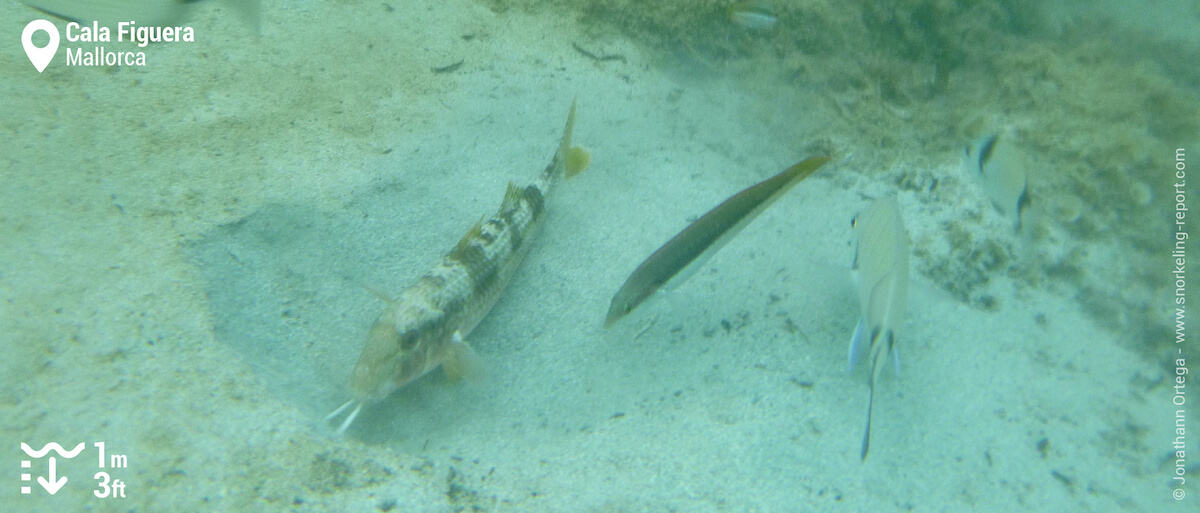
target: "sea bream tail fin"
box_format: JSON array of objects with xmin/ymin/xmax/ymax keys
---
[
  {"xmin": 861, "ymin": 328, "xmax": 895, "ymax": 461},
  {"xmin": 891, "ymin": 338, "xmax": 901, "ymax": 376},
  {"xmin": 848, "ymin": 319, "xmax": 867, "ymax": 372},
  {"xmin": 861, "ymin": 376, "xmax": 875, "ymax": 461}
]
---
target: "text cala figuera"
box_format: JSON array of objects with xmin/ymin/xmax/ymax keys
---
[{"xmin": 64, "ymin": 20, "xmax": 193, "ymax": 67}]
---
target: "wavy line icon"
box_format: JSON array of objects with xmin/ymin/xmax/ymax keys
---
[{"xmin": 21, "ymin": 442, "xmax": 85, "ymax": 459}]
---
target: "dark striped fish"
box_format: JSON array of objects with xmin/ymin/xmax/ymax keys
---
[
  {"xmin": 604, "ymin": 156, "xmax": 830, "ymax": 327},
  {"xmin": 963, "ymin": 133, "xmax": 1030, "ymax": 232},
  {"xmin": 327, "ymin": 101, "xmax": 587, "ymax": 434}
]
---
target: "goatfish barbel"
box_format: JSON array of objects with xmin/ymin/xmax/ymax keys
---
[
  {"xmin": 604, "ymin": 156, "xmax": 831, "ymax": 327},
  {"xmin": 848, "ymin": 196, "xmax": 909, "ymax": 460},
  {"xmin": 326, "ymin": 101, "xmax": 589, "ymax": 435}
]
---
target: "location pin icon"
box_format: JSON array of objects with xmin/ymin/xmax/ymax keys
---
[{"xmin": 22, "ymin": 20, "xmax": 60, "ymax": 73}]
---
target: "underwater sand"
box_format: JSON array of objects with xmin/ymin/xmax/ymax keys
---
[{"xmin": 0, "ymin": 0, "xmax": 1193, "ymax": 511}]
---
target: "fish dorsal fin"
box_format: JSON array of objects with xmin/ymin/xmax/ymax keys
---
[
  {"xmin": 456, "ymin": 217, "xmax": 485, "ymax": 252},
  {"xmin": 501, "ymin": 182, "xmax": 525, "ymax": 209}
]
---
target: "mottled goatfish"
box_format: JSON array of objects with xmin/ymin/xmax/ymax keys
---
[
  {"xmin": 604, "ymin": 156, "xmax": 831, "ymax": 327},
  {"xmin": 326, "ymin": 101, "xmax": 590, "ymax": 435},
  {"xmin": 20, "ymin": 0, "xmax": 261, "ymax": 30},
  {"xmin": 848, "ymin": 196, "xmax": 909, "ymax": 461},
  {"xmin": 728, "ymin": 1, "xmax": 778, "ymax": 30},
  {"xmin": 963, "ymin": 133, "xmax": 1030, "ymax": 232}
]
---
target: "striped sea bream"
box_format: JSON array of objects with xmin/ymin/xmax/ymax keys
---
[{"xmin": 327, "ymin": 102, "xmax": 586, "ymax": 434}]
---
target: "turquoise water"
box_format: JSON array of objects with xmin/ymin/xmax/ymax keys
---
[{"xmin": 1, "ymin": 1, "xmax": 1195, "ymax": 511}]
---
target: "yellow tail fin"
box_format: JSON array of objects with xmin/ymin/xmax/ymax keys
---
[{"xmin": 566, "ymin": 146, "xmax": 591, "ymax": 177}]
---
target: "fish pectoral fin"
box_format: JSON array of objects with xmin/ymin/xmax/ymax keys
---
[{"xmin": 442, "ymin": 331, "xmax": 483, "ymax": 382}]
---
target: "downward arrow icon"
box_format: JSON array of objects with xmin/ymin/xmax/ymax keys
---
[{"xmin": 37, "ymin": 456, "xmax": 67, "ymax": 495}]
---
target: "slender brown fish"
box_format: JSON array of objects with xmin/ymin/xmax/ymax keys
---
[{"xmin": 604, "ymin": 156, "xmax": 831, "ymax": 327}]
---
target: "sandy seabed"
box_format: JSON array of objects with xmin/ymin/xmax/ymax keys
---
[{"xmin": 0, "ymin": 0, "xmax": 1193, "ymax": 511}]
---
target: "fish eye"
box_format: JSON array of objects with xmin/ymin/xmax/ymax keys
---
[{"xmin": 397, "ymin": 329, "xmax": 419, "ymax": 350}]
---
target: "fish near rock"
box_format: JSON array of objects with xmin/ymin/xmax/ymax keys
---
[
  {"xmin": 848, "ymin": 196, "xmax": 909, "ymax": 460},
  {"xmin": 963, "ymin": 133, "xmax": 1030, "ymax": 232}
]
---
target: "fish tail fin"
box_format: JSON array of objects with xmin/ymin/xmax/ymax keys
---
[
  {"xmin": 861, "ymin": 379, "xmax": 874, "ymax": 461},
  {"xmin": 848, "ymin": 319, "xmax": 867, "ymax": 372},
  {"xmin": 862, "ymin": 330, "xmax": 891, "ymax": 461},
  {"xmin": 565, "ymin": 146, "xmax": 591, "ymax": 178},
  {"xmin": 891, "ymin": 335, "xmax": 901, "ymax": 376},
  {"xmin": 539, "ymin": 99, "xmax": 581, "ymax": 186}
]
